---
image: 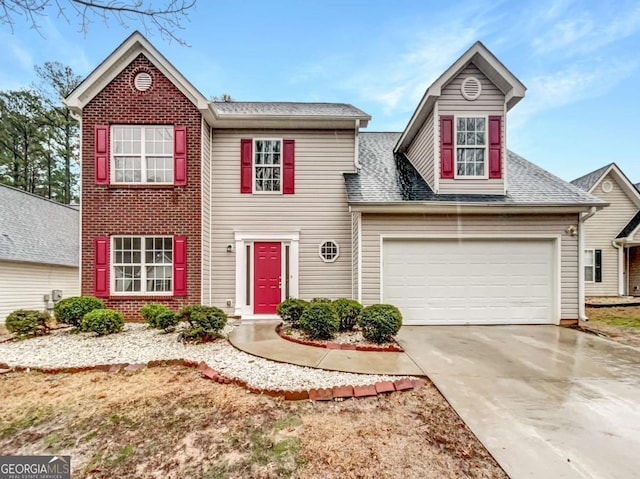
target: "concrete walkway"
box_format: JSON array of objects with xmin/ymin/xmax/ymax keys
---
[
  {"xmin": 228, "ymin": 321, "xmax": 423, "ymax": 376},
  {"xmin": 397, "ymin": 325, "xmax": 640, "ymax": 479}
]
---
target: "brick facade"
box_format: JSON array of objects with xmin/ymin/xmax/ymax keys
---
[{"xmin": 81, "ymin": 54, "xmax": 202, "ymax": 320}]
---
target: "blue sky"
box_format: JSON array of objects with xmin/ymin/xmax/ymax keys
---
[{"xmin": 1, "ymin": 0, "xmax": 638, "ymax": 183}]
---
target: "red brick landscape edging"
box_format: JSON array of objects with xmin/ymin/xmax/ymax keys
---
[
  {"xmin": 0, "ymin": 360, "xmax": 425, "ymax": 401},
  {"xmin": 276, "ymin": 325, "xmax": 404, "ymax": 352}
]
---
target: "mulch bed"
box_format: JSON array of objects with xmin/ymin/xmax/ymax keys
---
[{"xmin": 276, "ymin": 324, "xmax": 403, "ymax": 352}]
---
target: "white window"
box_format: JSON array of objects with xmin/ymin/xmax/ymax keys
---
[
  {"xmin": 319, "ymin": 241, "xmax": 339, "ymax": 263},
  {"xmin": 112, "ymin": 126, "xmax": 173, "ymax": 184},
  {"xmin": 254, "ymin": 139, "xmax": 282, "ymax": 193},
  {"xmin": 455, "ymin": 117, "xmax": 486, "ymax": 177},
  {"xmin": 112, "ymin": 236, "xmax": 173, "ymax": 294},
  {"xmin": 584, "ymin": 249, "xmax": 595, "ymax": 283}
]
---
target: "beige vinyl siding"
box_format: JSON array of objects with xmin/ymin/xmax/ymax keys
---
[
  {"xmin": 361, "ymin": 213, "xmax": 579, "ymax": 320},
  {"xmin": 406, "ymin": 109, "xmax": 435, "ymax": 189},
  {"xmin": 209, "ymin": 129, "xmax": 355, "ymax": 314},
  {"xmin": 628, "ymin": 247, "xmax": 640, "ymax": 296},
  {"xmin": 583, "ymin": 173, "xmax": 639, "ymax": 296},
  {"xmin": 352, "ymin": 211, "xmax": 360, "ymax": 299},
  {"xmin": 438, "ymin": 63, "xmax": 505, "ymax": 195},
  {"xmin": 0, "ymin": 261, "xmax": 79, "ymax": 322},
  {"xmin": 201, "ymin": 119, "xmax": 212, "ymax": 305}
]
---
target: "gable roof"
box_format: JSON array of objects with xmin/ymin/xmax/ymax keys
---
[
  {"xmin": 65, "ymin": 31, "xmax": 215, "ymax": 124},
  {"xmin": 395, "ymin": 41, "xmax": 526, "ymax": 153},
  {"xmin": 0, "ymin": 185, "xmax": 79, "ymax": 267},
  {"xmin": 617, "ymin": 211, "xmax": 640, "ymax": 239},
  {"xmin": 571, "ymin": 163, "xmax": 640, "ymax": 208},
  {"xmin": 345, "ymin": 133, "xmax": 605, "ymax": 209}
]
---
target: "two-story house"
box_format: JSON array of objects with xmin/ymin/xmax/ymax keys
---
[{"xmin": 65, "ymin": 33, "xmax": 604, "ymax": 324}]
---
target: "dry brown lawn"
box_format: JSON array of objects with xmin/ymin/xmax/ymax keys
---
[
  {"xmin": 582, "ymin": 306, "xmax": 640, "ymax": 348},
  {"xmin": 0, "ymin": 366, "xmax": 505, "ymax": 478}
]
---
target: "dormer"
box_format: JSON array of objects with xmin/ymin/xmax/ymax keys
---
[{"xmin": 394, "ymin": 42, "xmax": 526, "ymax": 195}]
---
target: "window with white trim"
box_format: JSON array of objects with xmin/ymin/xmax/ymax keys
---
[
  {"xmin": 319, "ymin": 241, "xmax": 339, "ymax": 263},
  {"xmin": 455, "ymin": 117, "xmax": 486, "ymax": 177},
  {"xmin": 112, "ymin": 126, "xmax": 173, "ymax": 183},
  {"xmin": 584, "ymin": 249, "xmax": 595, "ymax": 282},
  {"xmin": 254, "ymin": 139, "xmax": 281, "ymax": 192},
  {"xmin": 113, "ymin": 236, "xmax": 173, "ymax": 294}
]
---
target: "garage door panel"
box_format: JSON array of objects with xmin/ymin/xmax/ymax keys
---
[{"xmin": 382, "ymin": 239, "xmax": 556, "ymax": 325}]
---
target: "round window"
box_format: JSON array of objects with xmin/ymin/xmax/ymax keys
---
[
  {"xmin": 133, "ymin": 71, "xmax": 152, "ymax": 92},
  {"xmin": 319, "ymin": 241, "xmax": 339, "ymax": 263},
  {"xmin": 602, "ymin": 180, "xmax": 613, "ymax": 193}
]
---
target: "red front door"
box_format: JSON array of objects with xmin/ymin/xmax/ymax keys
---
[{"xmin": 254, "ymin": 242, "xmax": 282, "ymax": 314}]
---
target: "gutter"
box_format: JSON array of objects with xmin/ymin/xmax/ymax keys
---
[{"xmin": 579, "ymin": 207, "xmax": 598, "ymax": 321}]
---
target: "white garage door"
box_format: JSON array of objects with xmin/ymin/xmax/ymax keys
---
[{"xmin": 382, "ymin": 239, "xmax": 557, "ymax": 325}]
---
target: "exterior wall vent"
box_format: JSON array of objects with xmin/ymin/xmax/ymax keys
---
[
  {"xmin": 461, "ymin": 76, "xmax": 482, "ymax": 101},
  {"xmin": 602, "ymin": 180, "xmax": 613, "ymax": 193},
  {"xmin": 133, "ymin": 72, "xmax": 152, "ymax": 92}
]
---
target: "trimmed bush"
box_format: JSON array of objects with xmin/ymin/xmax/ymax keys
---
[
  {"xmin": 276, "ymin": 298, "xmax": 309, "ymax": 329},
  {"xmin": 154, "ymin": 310, "xmax": 178, "ymax": 333},
  {"xmin": 177, "ymin": 305, "xmax": 227, "ymax": 343},
  {"xmin": 54, "ymin": 296, "xmax": 105, "ymax": 328},
  {"xmin": 299, "ymin": 303, "xmax": 339, "ymax": 340},
  {"xmin": 332, "ymin": 298, "xmax": 363, "ymax": 331},
  {"xmin": 140, "ymin": 303, "xmax": 171, "ymax": 328},
  {"xmin": 310, "ymin": 297, "xmax": 332, "ymax": 304},
  {"xmin": 358, "ymin": 304, "xmax": 403, "ymax": 344},
  {"xmin": 81, "ymin": 309, "xmax": 124, "ymax": 336},
  {"xmin": 6, "ymin": 310, "xmax": 50, "ymax": 338}
]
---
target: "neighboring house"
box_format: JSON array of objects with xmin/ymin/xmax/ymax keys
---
[
  {"xmin": 0, "ymin": 184, "xmax": 80, "ymax": 322},
  {"xmin": 65, "ymin": 32, "xmax": 605, "ymax": 325},
  {"xmin": 571, "ymin": 164, "xmax": 640, "ymax": 296}
]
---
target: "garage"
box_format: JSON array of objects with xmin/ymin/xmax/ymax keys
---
[{"xmin": 382, "ymin": 238, "xmax": 558, "ymax": 325}]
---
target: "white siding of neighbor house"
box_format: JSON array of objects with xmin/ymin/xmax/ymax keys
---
[
  {"xmin": 0, "ymin": 261, "xmax": 80, "ymax": 322},
  {"xmin": 583, "ymin": 173, "xmax": 639, "ymax": 296},
  {"xmin": 208, "ymin": 129, "xmax": 356, "ymax": 314},
  {"xmin": 628, "ymin": 247, "xmax": 640, "ymax": 296},
  {"xmin": 406, "ymin": 109, "xmax": 435, "ymax": 189},
  {"xmin": 437, "ymin": 63, "xmax": 506, "ymax": 195},
  {"xmin": 201, "ymin": 119, "xmax": 212, "ymax": 305},
  {"xmin": 360, "ymin": 213, "xmax": 580, "ymax": 319}
]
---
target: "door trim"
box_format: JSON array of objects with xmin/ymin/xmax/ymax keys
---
[
  {"xmin": 234, "ymin": 231, "xmax": 299, "ymax": 318},
  {"xmin": 380, "ymin": 234, "xmax": 562, "ymax": 325}
]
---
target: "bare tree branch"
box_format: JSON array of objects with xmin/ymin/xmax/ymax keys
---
[{"xmin": 0, "ymin": 0, "xmax": 195, "ymax": 45}]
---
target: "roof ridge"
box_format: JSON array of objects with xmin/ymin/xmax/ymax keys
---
[{"xmin": 0, "ymin": 183, "xmax": 79, "ymax": 211}]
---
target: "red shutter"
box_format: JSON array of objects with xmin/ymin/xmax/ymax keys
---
[
  {"xmin": 283, "ymin": 139, "xmax": 295, "ymax": 194},
  {"xmin": 488, "ymin": 115, "xmax": 502, "ymax": 179},
  {"xmin": 94, "ymin": 125, "xmax": 109, "ymax": 185},
  {"xmin": 240, "ymin": 139, "xmax": 253, "ymax": 193},
  {"xmin": 440, "ymin": 116, "xmax": 454, "ymax": 178},
  {"xmin": 94, "ymin": 236, "xmax": 109, "ymax": 297},
  {"xmin": 174, "ymin": 126, "xmax": 187, "ymax": 186},
  {"xmin": 173, "ymin": 236, "xmax": 187, "ymax": 296}
]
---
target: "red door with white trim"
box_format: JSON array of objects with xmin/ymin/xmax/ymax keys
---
[{"xmin": 254, "ymin": 242, "xmax": 281, "ymax": 314}]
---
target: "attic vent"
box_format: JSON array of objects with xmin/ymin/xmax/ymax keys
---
[
  {"xmin": 461, "ymin": 76, "xmax": 482, "ymax": 100},
  {"xmin": 134, "ymin": 72, "xmax": 152, "ymax": 92},
  {"xmin": 602, "ymin": 180, "xmax": 613, "ymax": 193}
]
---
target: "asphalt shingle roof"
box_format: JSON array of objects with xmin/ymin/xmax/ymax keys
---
[
  {"xmin": 570, "ymin": 164, "xmax": 613, "ymax": 191},
  {"xmin": 618, "ymin": 211, "xmax": 640, "ymax": 239},
  {"xmin": 0, "ymin": 185, "xmax": 79, "ymax": 267},
  {"xmin": 212, "ymin": 102, "xmax": 370, "ymax": 118},
  {"xmin": 345, "ymin": 132, "xmax": 605, "ymax": 206}
]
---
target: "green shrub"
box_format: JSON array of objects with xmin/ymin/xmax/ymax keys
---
[
  {"xmin": 5, "ymin": 310, "xmax": 50, "ymax": 338},
  {"xmin": 276, "ymin": 298, "xmax": 309, "ymax": 329},
  {"xmin": 54, "ymin": 296, "xmax": 105, "ymax": 328},
  {"xmin": 310, "ymin": 297, "xmax": 332, "ymax": 304},
  {"xmin": 358, "ymin": 304, "xmax": 403, "ymax": 344},
  {"xmin": 154, "ymin": 310, "xmax": 178, "ymax": 333},
  {"xmin": 81, "ymin": 309, "xmax": 124, "ymax": 336},
  {"xmin": 177, "ymin": 305, "xmax": 227, "ymax": 343},
  {"xmin": 332, "ymin": 298, "xmax": 363, "ymax": 331},
  {"xmin": 299, "ymin": 303, "xmax": 339, "ymax": 340},
  {"xmin": 140, "ymin": 303, "xmax": 171, "ymax": 328}
]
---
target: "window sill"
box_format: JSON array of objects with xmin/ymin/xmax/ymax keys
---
[
  {"xmin": 108, "ymin": 295, "xmax": 174, "ymax": 300},
  {"xmin": 107, "ymin": 184, "xmax": 177, "ymax": 189}
]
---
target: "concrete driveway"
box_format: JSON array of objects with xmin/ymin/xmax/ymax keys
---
[{"xmin": 396, "ymin": 325, "xmax": 640, "ymax": 479}]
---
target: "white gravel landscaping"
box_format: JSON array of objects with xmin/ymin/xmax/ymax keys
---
[{"xmin": 0, "ymin": 323, "xmax": 407, "ymax": 391}]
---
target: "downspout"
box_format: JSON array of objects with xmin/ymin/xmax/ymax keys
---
[
  {"xmin": 612, "ymin": 240, "xmax": 624, "ymax": 296},
  {"xmin": 579, "ymin": 207, "xmax": 598, "ymax": 321},
  {"xmin": 354, "ymin": 119, "xmax": 361, "ymax": 170}
]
